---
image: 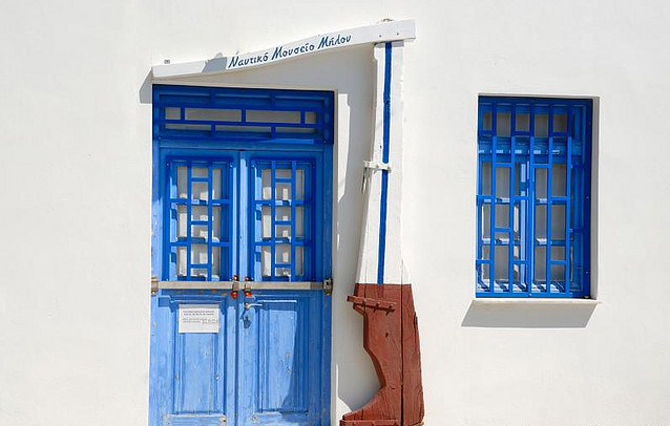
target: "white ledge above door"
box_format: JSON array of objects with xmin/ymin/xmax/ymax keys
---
[{"xmin": 151, "ymin": 19, "xmax": 416, "ymax": 79}]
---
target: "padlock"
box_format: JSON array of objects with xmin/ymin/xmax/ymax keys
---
[{"xmin": 230, "ymin": 275, "xmax": 240, "ymax": 300}]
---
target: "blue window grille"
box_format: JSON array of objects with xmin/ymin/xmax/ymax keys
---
[
  {"xmin": 165, "ymin": 157, "xmax": 235, "ymax": 281},
  {"xmin": 250, "ymin": 159, "xmax": 315, "ymax": 281},
  {"xmin": 154, "ymin": 85, "xmax": 333, "ymax": 282},
  {"xmin": 153, "ymin": 84, "xmax": 333, "ymax": 145},
  {"xmin": 476, "ymin": 97, "xmax": 592, "ymax": 298}
]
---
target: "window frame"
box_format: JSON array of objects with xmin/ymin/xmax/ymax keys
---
[{"xmin": 476, "ymin": 96, "xmax": 593, "ymax": 299}]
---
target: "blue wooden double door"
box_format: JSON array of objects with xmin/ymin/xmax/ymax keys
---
[{"xmin": 150, "ymin": 149, "xmax": 331, "ymax": 426}]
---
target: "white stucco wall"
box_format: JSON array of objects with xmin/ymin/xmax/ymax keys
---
[{"xmin": 1, "ymin": 1, "xmax": 670, "ymax": 425}]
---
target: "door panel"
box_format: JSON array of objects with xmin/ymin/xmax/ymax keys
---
[
  {"xmin": 173, "ymin": 333, "xmax": 224, "ymax": 414},
  {"xmin": 151, "ymin": 295, "xmax": 235, "ymax": 426},
  {"xmin": 239, "ymin": 291, "xmax": 322, "ymax": 426}
]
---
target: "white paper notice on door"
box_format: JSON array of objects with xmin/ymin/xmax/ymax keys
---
[{"xmin": 178, "ymin": 304, "xmax": 220, "ymax": 333}]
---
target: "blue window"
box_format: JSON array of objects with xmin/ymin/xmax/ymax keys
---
[
  {"xmin": 476, "ymin": 97, "xmax": 592, "ymax": 298},
  {"xmin": 153, "ymin": 85, "xmax": 334, "ymax": 283}
]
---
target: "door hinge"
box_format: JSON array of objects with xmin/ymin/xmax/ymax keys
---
[
  {"xmin": 323, "ymin": 277, "xmax": 333, "ymax": 296},
  {"xmin": 151, "ymin": 275, "xmax": 158, "ymax": 295}
]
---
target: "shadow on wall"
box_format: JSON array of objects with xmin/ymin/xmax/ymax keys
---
[
  {"xmin": 461, "ymin": 301, "xmax": 597, "ymax": 328},
  {"xmin": 138, "ymin": 45, "xmax": 381, "ymax": 415}
]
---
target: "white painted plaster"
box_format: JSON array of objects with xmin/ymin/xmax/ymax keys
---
[{"xmin": 1, "ymin": 2, "xmax": 670, "ymax": 426}]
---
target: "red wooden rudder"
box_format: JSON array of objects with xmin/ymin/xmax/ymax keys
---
[{"xmin": 340, "ymin": 284, "xmax": 425, "ymax": 426}]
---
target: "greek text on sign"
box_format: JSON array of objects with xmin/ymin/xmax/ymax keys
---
[
  {"xmin": 151, "ymin": 20, "xmax": 416, "ymax": 78},
  {"xmin": 227, "ymin": 34, "xmax": 352, "ymax": 70},
  {"xmin": 178, "ymin": 304, "xmax": 220, "ymax": 333}
]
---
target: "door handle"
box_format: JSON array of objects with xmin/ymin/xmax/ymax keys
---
[{"xmin": 244, "ymin": 302, "xmax": 263, "ymax": 310}]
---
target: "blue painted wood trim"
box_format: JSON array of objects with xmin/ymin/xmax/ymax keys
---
[
  {"xmin": 377, "ymin": 42, "xmax": 392, "ymax": 285},
  {"xmin": 476, "ymin": 96, "xmax": 593, "ymax": 298}
]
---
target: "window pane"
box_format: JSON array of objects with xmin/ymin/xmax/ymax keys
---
[
  {"xmin": 212, "ymin": 168, "xmax": 222, "ymax": 199},
  {"xmin": 177, "ymin": 246, "xmax": 186, "ymax": 277},
  {"xmin": 494, "ymin": 246, "xmax": 509, "ymax": 285},
  {"xmin": 553, "ymin": 113, "xmax": 568, "ymax": 134},
  {"xmin": 481, "ymin": 245, "xmax": 490, "ymax": 260},
  {"xmin": 481, "ymin": 162, "xmax": 492, "ymax": 195},
  {"xmin": 261, "ymin": 206, "xmax": 271, "ymax": 238},
  {"xmin": 481, "ymin": 204, "xmax": 491, "ymax": 238},
  {"xmin": 296, "ymin": 170, "xmax": 305, "ymax": 200},
  {"xmin": 534, "ymin": 246, "xmax": 547, "ymax": 286},
  {"xmin": 535, "ymin": 205, "xmax": 547, "ymax": 239},
  {"xmin": 192, "ymin": 181, "xmax": 208, "ymax": 200},
  {"xmin": 482, "ymin": 111, "xmax": 492, "ymax": 131},
  {"xmin": 516, "ymin": 112, "xmax": 530, "ymax": 132},
  {"xmin": 177, "ymin": 205, "xmax": 187, "ymax": 238},
  {"xmin": 535, "ymin": 168, "xmax": 547, "ymax": 198},
  {"xmin": 165, "ymin": 107, "xmax": 180, "ymax": 120},
  {"xmin": 552, "ymin": 164, "xmax": 567, "ymax": 196},
  {"xmin": 496, "ymin": 112, "xmax": 511, "ymax": 137},
  {"xmin": 261, "ymin": 246, "xmax": 271, "ymax": 277},
  {"xmin": 295, "ymin": 207, "xmax": 304, "ymax": 237},
  {"xmin": 211, "ymin": 247, "xmax": 220, "ymax": 279},
  {"xmin": 480, "ymin": 263, "xmax": 490, "ymax": 283},
  {"xmin": 275, "ymin": 244, "xmax": 291, "ymax": 264},
  {"xmin": 551, "ymin": 246, "xmax": 565, "ymax": 261},
  {"xmin": 276, "ymin": 182, "xmax": 291, "ymax": 200},
  {"xmin": 295, "ymin": 247, "xmax": 304, "ymax": 276},
  {"xmin": 261, "ymin": 169, "xmax": 272, "ymax": 199},
  {"xmin": 534, "ymin": 114, "xmax": 549, "ymax": 137},
  {"xmin": 513, "ymin": 202, "xmax": 522, "ymax": 239},
  {"xmin": 514, "ymin": 163, "xmax": 522, "ymax": 196},
  {"xmin": 247, "ymin": 110, "xmax": 301, "ymax": 124},
  {"xmin": 177, "ymin": 167, "xmax": 187, "ymax": 198},
  {"xmin": 276, "ymin": 207, "xmax": 291, "ymax": 222},
  {"xmin": 496, "ymin": 167, "xmax": 510, "ymax": 198},
  {"xmin": 276, "ymin": 224, "xmax": 291, "ymax": 238},
  {"xmin": 551, "ymin": 205, "xmax": 566, "ymax": 239},
  {"xmin": 191, "ymin": 244, "xmax": 208, "ymax": 265},
  {"xmin": 551, "ymin": 264, "xmax": 565, "ymax": 286},
  {"xmin": 185, "ymin": 108, "xmax": 241, "ymax": 122},
  {"xmin": 495, "ymin": 204, "xmax": 509, "ymax": 229}
]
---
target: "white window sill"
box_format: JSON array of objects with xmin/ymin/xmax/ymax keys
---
[{"xmin": 472, "ymin": 298, "xmax": 600, "ymax": 306}]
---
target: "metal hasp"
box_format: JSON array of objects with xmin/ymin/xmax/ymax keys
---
[{"xmin": 341, "ymin": 40, "xmax": 425, "ymax": 425}]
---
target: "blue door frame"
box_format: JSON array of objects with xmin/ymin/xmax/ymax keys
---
[{"xmin": 149, "ymin": 85, "xmax": 334, "ymax": 426}]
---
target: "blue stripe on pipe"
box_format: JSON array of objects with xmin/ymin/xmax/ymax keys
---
[{"xmin": 377, "ymin": 42, "xmax": 392, "ymax": 284}]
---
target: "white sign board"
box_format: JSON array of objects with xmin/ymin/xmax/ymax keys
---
[
  {"xmin": 178, "ymin": 304, "xmax": 220, "ymax": 334},
  {"xmin": 151, "ymin": 19, "xmax": 416, "ymax": 78}
]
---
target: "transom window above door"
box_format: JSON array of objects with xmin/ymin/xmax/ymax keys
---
[
  {"xmin": 153, "ymin": 85, "xmax": 334, "ymax": 145},
  {"xmin": 476, "ymin": 96, "xmax": 593, "ymax": 298}
]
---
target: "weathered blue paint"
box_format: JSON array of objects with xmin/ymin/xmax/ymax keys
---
[
  {"xmin": 150, "ymin": 85, "xmax": 333, "ymax": 426},
  {"xmin": 476, "ymin": 96, "xmax": 592, "ymax": 298},
  {"xmin": 238, "ymin": 290, "xmax": 325, "ymax": 425},
  {"xmin": 377, "ymin": 42, "xmax": 392, "ymax": 285}
]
